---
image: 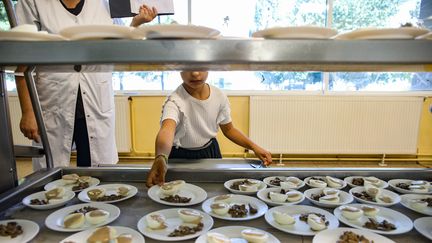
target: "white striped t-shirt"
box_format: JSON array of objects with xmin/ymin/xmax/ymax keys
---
[{"xmin": 161, "ymin": 84, "xmax": 232, "ymax": 148}]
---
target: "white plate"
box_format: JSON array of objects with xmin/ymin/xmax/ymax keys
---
[
  {"xmin": 252, "ymin": 26, "xmax": 337, "ymax": 39},
  {"xmin": 44, "ymin": 177, "xmax": 100, "ymax": 192},
  {"xmin": 78, "ymin": 184, "xmax": 138, "ymax": 203},
  {"xmin": 59, "ymin": 25, "xmax": 137, "ymax": 40},
  {"xmin": 137, "ymin": 208, "xmax": 213, "ymax": 241},
  {"xmin": 400, "ymin": 194, "xmax": 432, "ymax": 216},
  {"xmin": 257, "ymin": 188, "xmax": 304, "ymax": 206},
  {"xmin": 45, "ymin": 202, "xmax": 120, "ymax": 232},
  {"xmin": 349, "ymin": 186, "xmax": 400, "ymax": 207},
  {"xmin": 414, "ymin": 217, "xmax": 432, "ymax": 240},
  {"xmin": 265, "ymin": 205, "xmax": 339, "ymax": 236},
  {"xmin": 60, "ymin": 226, "xmax": 144, "ymax": 243},
  {"xmin": 313, "ymin": 227, "xmax": 395, "ymax": 243},
  {"xmin": 305, "ymin": 176, "xmax": 347, "ymax": 190},
  {"xmin": 22, "ymin": 190, "xmax": 75, "ymax": 210},
  {"xmin": 202, "ymin": 194, "xmax": 268, "ymax": 221},
  {"xmin": 416, "ymin": 32, "xmax": 432, "ymax": 40},
  {"xmin": 0, "ymin": 31, "xmax": 65, "ymax": 41},
  {"xmin": 334, "ymin": 204, "xmax": 413, "ymax": 235},
  {"xmin": 334, "ymin": 27, "xmax": 429, "ymax": 40},
  {"xmin": 344, "ymin": 176, "xmax": 388, "ymax": 188},
  {"xmin": 262, "ymin": 176, "xmax": 305, "ymax": 190},
  {"xmin": 195, "ymin": 225, "xmax": 281, "ymax": 243},
  {"xmin": 388, "ymin": 179, "xmax": 432, "ymax": 194},
  {"xmin": 304, "ymin": 188, "xmax": 353, "ymax": 208},
  {"xmin": 148, "ymin": 183, "xmax": 207, "ymax": 206},
  {"xmin": 133, "ymin": 24, "xmax": 220, "ymax": 39},
  {"xmin": 0, "ymin": 219, "xmax": 39, "ymax": 243},
  {"xmin": 224, "ymin": 178, "xmax": 267, "ymax": 195}
]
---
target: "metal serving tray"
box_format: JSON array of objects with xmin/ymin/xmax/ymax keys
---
[{"xmin": 0, "ymin": 159, "xmax": 431, "ymax": 242}]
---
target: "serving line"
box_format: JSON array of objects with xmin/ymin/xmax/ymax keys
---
[{"xmin": 0, "ymin": 161, "xmax": 430, "ymax": 242}]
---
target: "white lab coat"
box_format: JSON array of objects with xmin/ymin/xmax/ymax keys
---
[{"xmin": 16, "ymin": 0, "xmax": 118, "ymax": 169}]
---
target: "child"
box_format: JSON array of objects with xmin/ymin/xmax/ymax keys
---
[{"xmin": 146, "ymin": 71, "xmax": 272, "ymax": 187}]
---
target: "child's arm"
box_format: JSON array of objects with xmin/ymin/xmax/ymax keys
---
[
  {"xmin": 146, "ymin": 119, "xmax": 176, "ymax": 187},
  {"xmin": 220, "ymin": 122, "xmax": 272, "ymax": 165}
]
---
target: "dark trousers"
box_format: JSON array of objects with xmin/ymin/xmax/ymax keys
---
[
  {"xmin": 72, "ymin": 86, "xmax": 91, "ymax": 167},
  {"xmin": 169, "ymin": 138, "xmax": 222, "ymax": 159}
]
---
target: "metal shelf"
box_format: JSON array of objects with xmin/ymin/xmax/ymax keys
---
[{"xmin": 0, "ymin": 39, "xmax": 431, "ymax": 71}]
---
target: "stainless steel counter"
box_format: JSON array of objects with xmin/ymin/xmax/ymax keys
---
[
  {"xmin": 0, "ymin": 160, "xmax": 431, "ymax": 242},
  {"xmin": 1, "ymin": 39, "xmax": 432, "ymax": 71}
]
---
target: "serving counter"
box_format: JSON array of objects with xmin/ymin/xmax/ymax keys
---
[{"xmin": 0, "ymin": 159, "xmax": 431, "ymax": 242}]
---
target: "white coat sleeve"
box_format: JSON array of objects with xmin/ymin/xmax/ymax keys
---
[{"xmin": 15, "ymin": 0, "xmax": 41, "ymax": 29}]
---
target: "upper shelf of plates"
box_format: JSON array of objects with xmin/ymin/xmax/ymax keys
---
[{"xmin": 0, "ymin": 24, "xmax": 431, "ymax": 72}]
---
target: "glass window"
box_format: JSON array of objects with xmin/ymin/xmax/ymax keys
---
[
  {"xmin": 2, "ymin": 0, "xmax": 431, "ymax": 92},
  {"xmin": 330, "ymin": 0, "xmax": 432, "ymax": 91},
  {"xmin": 333, "ymin": 0, "xmax": 422, "ymax": 31},
  {"xmin": 329, "ymin": 72, "xmax": 432, "ymax": 91}
]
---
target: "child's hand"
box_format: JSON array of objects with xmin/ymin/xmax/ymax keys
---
[
  {"xmin": 252, "ymin": 145, "xmax": 272, "ymax": 166},
  {"xmin": 146, "ymin": 156, "xmax": 167, "ymax": 188}
]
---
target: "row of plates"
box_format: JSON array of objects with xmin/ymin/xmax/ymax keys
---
[
  {"xmin": 0, "ymin": 25, "xmax": 431, "ymax": 41},
  {"xmin": 24, "ymin": 180, "xmax": 432, "ymax": 216},
  {"xmin": 5, "ymin": 205, "xmax": 431, "ymax": 242}
]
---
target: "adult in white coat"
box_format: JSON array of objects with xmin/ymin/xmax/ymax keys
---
[{"xmin": 15, "ymin": 0, "xmax": 157, "ymax": 169}]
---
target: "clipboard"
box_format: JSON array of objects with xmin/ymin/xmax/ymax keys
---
[{"xmin": 109, "ymin": 0, "xmax": 174, "ymax": 18}]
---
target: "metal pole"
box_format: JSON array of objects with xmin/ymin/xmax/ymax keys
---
[
  {"xmin": 24, "ymin": 67, "xmax": 54, "ymax": 168},
  {"xmin": 0, "ymin": 67, "xmax": 18, "ymax": 193},
  {"xmin": 2, "ymin": 0, "xmax": 17, "ymax": 28}
]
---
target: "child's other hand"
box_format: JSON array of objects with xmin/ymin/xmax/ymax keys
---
[{"xmin": 252, "ymin": 146, "xmax": 272, "ymax": 166}]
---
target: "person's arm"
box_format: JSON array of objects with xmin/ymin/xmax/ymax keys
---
[
  {"xmin": 146, "ymin": 119, "xmax": 176, "ymax": 187},
  {"xmin": 220, "ymin": 122, "xmax": 272, "ymax": 165},
  {"xmin": 130, "ymin": 4, "xmax": 158, "ymax": 27},
  {"xmin": 15, "ymin": 66, "xmax": 40, "ymax": 143}
]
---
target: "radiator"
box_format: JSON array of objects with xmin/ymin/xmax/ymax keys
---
[
  {"xmin": 7, "ymin": 95, "xmax": 132, "ymax": 153},
  {"xmin": 249, "ymin": 96, "xmax": 423, "ymax": 154}
]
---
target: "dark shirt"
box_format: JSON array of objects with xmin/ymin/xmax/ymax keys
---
[
  {"xmin": 58, "ymin": 0, "xmax": 86, "ymax": 119},
  {"xmin": 59, "ymin": 0, "xmax": 85, "ymax": 16}
]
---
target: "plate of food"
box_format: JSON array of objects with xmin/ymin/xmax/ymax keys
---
[
  {"xmin": 133, "ymin": 24, "xmax": 220, "ymax": 39},
  {"xmin": 137, "ymin": 208, "xmax": 213, "ymax": 241},
  {"xmin": 45, "ymin": 202, "xmax": 120, "ymax": 232},
  {"xmin": 334, "ymin": 27, "xmax": 429, "ymax": 40},
  {"xmin": 78, "ymin": 184, "xmax": 137, "ymax": 203},
  {"xmin": 304, "ymin": 188, "xmax": 354, "ymax": 208},
  {"xmin": 257, "ymin": 187, "xmax": 304, "ymax": 206},
  {"xmin": 59, "ymin": 25, "xmax": 137, "ymax": 40},
  {"xmin": 195, "ymin": 226, "xmax": 281, "ymax": 243},
  {"xmin": 344, "ymin": 176, "xmax": 388, "ymax": 188},
  {"xmin": 224, "ymin": 178, "xmax": 267, "ymax": 195},
  {"xmin": 263, "ymin": 176, "xmax": 305, "ymax": 190},
  {"xmin": 313, "ymin": 227, "xmax": 395, "ymax": 243},
  {"xmin": 148, "ymin": 180, "xmax": 207, "ymax": 206},
  {"xmin": 349, "ymin": 186, "xmax": 400, "ymax": 207},
  {"xmin": 0, "ymin": 24, "xmax": 65, "ymax": 41},
  {"xmin": 60, "ymin": 226, "xmax": 144, "ymax": 243},
  {"xmin": 202, "ymin": 194, "xmax": 268, "ymax": 221},
  {"xmin": 334, "ymin": 204, "xmax": 413, "ymax": 235},
  {"xmin": 22, "ymin": 188, "xmax": 75, "ymax": 210},
  {"xmin": 0, "ymin": 219, "xmax": 39, "ymax": 243},
  {"xmin": 400, "ymin": 194, "xmax": 432, "ymax": 216},
  {"xmin": 44, "ymin": 174, "xmax": 100, "ymax": 192},
  {"xmin": 388, "ymin": 179, "xmax": 431, "ymax": 194},
  {"xmin": 252, "ymin": 26, "xmax": 337, "ymax": 39},
  {"xmin": 414, "ymin": 217, "xmax": 432, "ymax": 240},
  {"xmin": 305, "ymin": 176, "xmax": 347, "ymax": 189},
  {"xmin": 265, "ymin": 205, "xmax": 339, "ymax": 236}
]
